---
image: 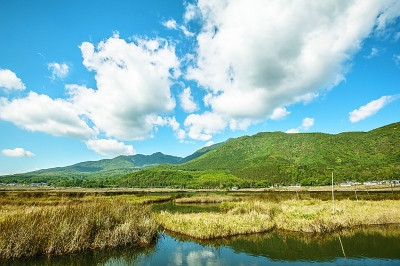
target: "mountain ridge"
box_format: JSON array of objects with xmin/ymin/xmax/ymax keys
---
[{"xmin": 1, "ymin": 122, "xmax": 399, "ymax": 187}]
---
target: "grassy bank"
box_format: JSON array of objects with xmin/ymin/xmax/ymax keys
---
[
  {"xmin": 156, "ymin": 196, "xmax": 400, "ymax": 239},
  {"xmin": 0, "ymin": 192, "xmax": 162, "ymax": 260}
]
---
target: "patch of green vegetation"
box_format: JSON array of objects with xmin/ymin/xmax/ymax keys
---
[
  {"xmin": 114, "ymin": 169, "xmax": 243, "ymax": 189},
  {"xmin": 1, "ymin": 122, "xmax": 399, "ymax": 188},
  {"xmin": 179, "ymin": 122, "xmax": 400, "ymax": 186}
]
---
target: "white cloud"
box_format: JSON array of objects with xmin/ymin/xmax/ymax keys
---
[
  {"xmin": 85, "ymin": 139, "xmax": 135, "ymax": 157},
  {"xmin": 285, "ymin": 128, "xmax": 300, "ymax": 134},
  {"xmin": 176, "ymin": 129, "xmax": 186, "ymax": 140},
  {"xmin": 187, "ymin": 0, "xmax": 400, "ymax": 121},
  {"xmin": 183, "ymin": 111, "xmax": 252, "ymax": 141},
  {"xmin": 0, "ymin": 69, "xmax": 26, "ymax": 91},
  {"xmin": 205, "ymin": 140, "xmax": 214, "ymax": 147},
  {"xmin": 163, "ymin": 19, "xmax": 194, "ymax": 37},
  {"xmin": 48, "ymin": 62, "xmax": 69, "ymax": 80},
  {"xmin": 375, "ymin": 0, "xmax": 400, "ymax": 30},
  {"xmin": 0, "ymin": 92, "xmax": 94, "ymax": 140},
  {"xmin": 184, "ymin": 112, "xmax": 227, "ymax": 141},
  {"xmin": 162, "ymin": 19, "xmax": 177, "ymax": 29},
  {"xmin": 0, "ymin": 35, "xmax": 182, "ymax": 153},
  {"xmin": 179, "ymin": 25, "xmax": 195, "ymax": 37},
  {"xmin": 285, "ymin": 117, "xmax": 314, "ymax": 133},
  {"xmin": 301, "ymin": 117, "xmax": 314, "ymax": 130},
  {"xmin": 73, "ymin": 34, "xmax": 179, "ymax": 140},
  {"xmin": 349, "ymin": 95, "xmax": 398, "ymax": 123},
  {"xmin": 270, "ymin": 107, "xmax": 290, "ymax": 120},
  {"xmin": 184, "ymin": 3, "xmax": 198, "ymax": 22},
  {"xmin": 179, "ymin": 87, "xmax": 198, "ymax": 112},
  {"xmin": 149, "ymin": 116, "xmax": 187, "ymax": 140},
  {"xmin": 229, "ymin": 118, "xmax": 251, "ymax": 131},
  {"xmin": 2, "ymin": 148, "xmax": 35, "ymax": 157}
]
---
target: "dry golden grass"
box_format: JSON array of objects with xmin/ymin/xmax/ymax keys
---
[
  {"xmin": 276, "ymin": 199, "xmax": 400, "ymax": 233},
  {"xmin": 157, "ymin": 198, "xmax": 400, "ymax": 239},
  {"xmin": 174, "ymin": 194, "xmax": 239, "ymax": 204},
  {"xmin": 157, "ymin": 211, "xmax": 274, "ymax": 239},
  {"xmin": 0, "ymin": 193, "xmax": 160, "ymax": 260}
]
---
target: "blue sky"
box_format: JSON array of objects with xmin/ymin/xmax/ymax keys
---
[{"xmin": 1, "ymin": 0, "xmax": 400, "ymax": 175}]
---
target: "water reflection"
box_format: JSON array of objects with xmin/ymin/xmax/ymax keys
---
[
  {"xmin": 4, "ymin": 225, "xmax": 400, "ymax": 265},
  {"xmin": 164, "ymin": 225, "xmax": 400, "ymax": 264}
]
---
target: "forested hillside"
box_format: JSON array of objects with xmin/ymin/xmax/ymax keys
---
[
  {"xmin": 1, "ymin": 122, "xmax": 399, "ymax": 188},
  {"xmin": 178, "ymin": 122, "xmax": 400, "ymax": 186},
  {"xmin": 0, "ymin": 152, "xmax": 191, "ymax": 187}
]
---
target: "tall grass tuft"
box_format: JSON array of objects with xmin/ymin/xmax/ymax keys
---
[
  {"xmin": 157, "ymin": 198, "xmax": 400, "ymax": 239},
  {"xmin": 0, "ymin": 199, "xmax": 157, "ymax": 259}
]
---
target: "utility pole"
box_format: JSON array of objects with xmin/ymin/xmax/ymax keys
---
[
  {"xmin": 327, "ymin": 168, "xmax": 335, "ymax": 214},
  {"xmin": 331, "ymin": 171, "xmax": 335, "ymax": 214}
]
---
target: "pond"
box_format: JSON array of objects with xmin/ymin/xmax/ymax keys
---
[{"xmin": 6, "ymin": 225, "xmax": 400, "ymax": 265}]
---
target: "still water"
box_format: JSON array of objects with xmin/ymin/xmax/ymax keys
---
[{"xmin": 6, "ymin": 225, "xmax": 400, "ymax": 266}]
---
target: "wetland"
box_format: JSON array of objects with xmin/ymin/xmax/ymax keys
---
[{"xmin": 1, "ymin": 187, "xmax": 400, "ymax": 265}]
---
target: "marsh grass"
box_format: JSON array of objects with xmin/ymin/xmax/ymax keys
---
[
  {"xmin": 157, "ymin": 196, "xmax": 400, "ymax": 239},
  {"xmin": 173, "ymin": 193, "xmax": 239, "ymax": 204},
  {"xmin": 0, "ymin": 192, "xmax": 160, "ymax": 260},
  {"xmin": 157, "ymin": 211, "xmax": 274, "ymax": 239},
  {"xmin": 276, "ymin": 199, "xmax": 400, "ymax": 233}
]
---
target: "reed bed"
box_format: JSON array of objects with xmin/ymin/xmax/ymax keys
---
[
  {"xmin": 157, "ymin": 198, "xmax": 400, "ymax": 239},
  {"xmin": 0, "ymin": 194, "xmax": 158, "ymax": 260},
  {"xmin": 174, "ymin": 194, "xmax": 239, "ymax": 204},
  {"xmin": 276, "ymin": 199, "xmax": 400, "ymax": 233},
  {"xmin": 157, "ymin": 211, "xmax": 274, "ymax": 239}
]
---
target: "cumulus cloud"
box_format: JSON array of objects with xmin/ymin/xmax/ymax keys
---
[
  {"xmin": 2, "ymin": 148, "xmax": 35, "ymax": 157},
  {"xmin": 349, "ymin": 95, "xmax": 398, "ymax": 122},
  {"xmin": 179, "ymin": 87, "xmax": 198, "ymax": 112},
  {"xmin": 187, "ymin": 0, "xmax": 400, "ymax": 121},
  {"xmin": 72, "ymin": 34, "xmax": 179, "ymax": 140},
  {"xmin": 285, "ymin": 128, "xmax": 300, "ymax": 134},
  {"xmin": 162, "ymin": 19, "xmax": 177, "ymax": 29},
  {"xmin": 229, "ymin": 118, "xmax": 251, "ymax": 131},
  {"xmin": 270, "ymin": 107, "xmax": 290, "ymax": 120},
  {"xmin": 184, "ymin": 112, "xmax": 227, "ymax": 141},
  {"xmin": 0, "ymin": 69, "xmax": 26, "ymax": 91},
  {"xmin": 0, "ymin": 92, "xmax": 94, "ymax": 139},
  {"xmin": 301, "ymin": 117, "xmax": 315, "ymax": 130},
  {"xmin": 48, "ymin": 62, "xmax": 69, "ymax": 80},
  {"xmin": 183, "ymin": 110, "xmax": 254, "ymax": 141},
  {"xmin": 285, "ymin": 117, "xmax": 314, "ymax": 133},
  {"xmin": 85, "ymin": 139, "xmax": 135, "ymax": 157},
  {"xmin": 0, "ymin": 35, "xmax": 183, "ymax": 155}
]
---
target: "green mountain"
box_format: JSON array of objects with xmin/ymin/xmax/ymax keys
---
[
  {"xmin": 118, "ymin": 122, "xmax": 400, "ymax": 188},
  {"xmin": 180, "ymin": 122, "xmax": 400, "ymax": 185},
  {"xmin": 2, "ymin": 122, "xmax": 399, "ymax": 188},
  {"xmin": 40, "ymin": 152, "xmax": 182, "ymax": 173},
  {"xmin": 0, "ymin": 152, "xmax": 208, "ymax": 187}
]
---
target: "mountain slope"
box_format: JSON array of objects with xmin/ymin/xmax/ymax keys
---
[
  {"xmin": 0, "ymin": 145, "xmax": 221, "ymax": 186},
  {"xmin": 177, "ymin": 122, "xmax": 400, "ymax": 185},
  {"xmin": 0, "ymin": 152, "xmax": 187, "ymax": 185},
  {"xmin": 2, "ymin": 122, "xmax": 399, "ymax": 188}
]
